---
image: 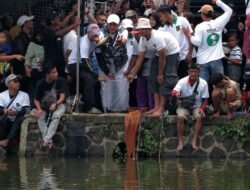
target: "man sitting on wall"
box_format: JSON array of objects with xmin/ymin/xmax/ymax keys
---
[
  {"xmin": 171, "ymin": 63, "xmax": 209, "ymax": 151},
  {"xmin": 34, "ymin": 61, "xmax": 68, "ymax": 150},
  {"xmin": 0, "ymin": 74, "xmax": 30, "ymax": 147}
]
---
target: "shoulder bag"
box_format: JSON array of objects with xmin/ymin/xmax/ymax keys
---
[{"xmin": 178, "ymin": 79, "xmax": 199, "ymax": 109}]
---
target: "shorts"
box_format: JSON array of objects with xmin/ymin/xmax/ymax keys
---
[
  {"xmin": 148, "ymin": 53, "xmax": 180, "ymax": 95},
  {"xmin": 177, "ymin": 107, "xmax": 202, "ymax": 120}
]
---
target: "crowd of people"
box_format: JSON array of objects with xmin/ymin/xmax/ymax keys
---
[{"xmin": 0, "ymin": 0, "xmax": 249, "ymax": 151}]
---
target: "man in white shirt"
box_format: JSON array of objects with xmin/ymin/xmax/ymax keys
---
[
  {"xmin": 157, "ymin": 4, "xmax": 194, "ymax": 78},
  {"xmin": 184, "ymin": 0, "xmax": 232, "ymax": 82},
  {"xmin": 127, "ymin": 18, "xmax": 180, "ymax": 117},
  {"xmin": 63, "ymin": 17, "xmax": 77, "ymax": 74},
  {"xmin": 172, "ymin": 63, "xmax": 209, "ymax": 151},
  {"xmin": 0, "ymin": 74, "xmax": 30, "ymax": 147},
  {"xmin": 68, "ymin": 24, "xmax": 102, "ymax": 113},
  {"xmin": 96, "ymin": 14, "xmax": 130, "ymax": 112}
]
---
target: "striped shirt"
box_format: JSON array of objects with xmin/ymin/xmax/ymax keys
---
[{"xmin": 228, "ymin": 45, "xmax": 242, "ymax": 65}]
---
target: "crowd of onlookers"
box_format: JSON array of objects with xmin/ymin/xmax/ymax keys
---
[{"xmin": 0, "ymin": 0, "xmax": 250, "ymax": 150}]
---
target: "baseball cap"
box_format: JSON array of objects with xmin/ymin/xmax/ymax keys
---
[
  {"xmin": 121, "ymin": 19, "xmax": 133, "ymax": 29},
  {"xmin": 198, "ymin": 4, "xmax": 213, "ymax": 14},
  {"xmin": 107, "ymin": 14, "xmax": 120, "ymax": 24},
  {"xmin": 136, "ymin": 18, "xmax": 151, "ymax": 29},
  {"xmin": 17, "ymin": 15, "xmax": 34, "ymax": 26},
  {"xmin": 5, "ymin": 74, "xmax": 20, "ymax": 86},
  {"xmin": 125, "ymin": 10, "xmax": 136, "ymax": 18},
  {"xmin": 87, "ymin": 24, "xmax": 100, "ymax": 37}
]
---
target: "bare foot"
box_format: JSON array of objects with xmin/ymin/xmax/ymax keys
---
[
  {"xmin": 144, "ymin": 108, "xmax": 158, "ymax": 115},
  {"xmin": 177, "ymin": 143, "xmax": 184, "ymax": 151},
  {"xmin": 192, "ymin": 141, "xmax": 198, "ymax": 150},
  {"xmin": 150, "ymin": 111, "xmax": 163, "ymax": 117},
  {"xmin": 0, "ymin": 139, "xmax": 8, "ymax": 147},
  {"xmin": 212, "ymin": 111, "xmax": 220, "ymax": 117},
  {"xmin": 227, "ymin": 112, "xmax": 233, "ymax": 120}
]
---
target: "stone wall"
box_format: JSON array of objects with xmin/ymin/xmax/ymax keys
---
[{"xmin": 14, "ymin": 114, "xmax": 250, "ymax": 159}]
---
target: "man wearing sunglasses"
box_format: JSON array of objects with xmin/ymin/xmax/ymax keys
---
[{"xmin": 0, "ymin": 74, "xmax": 30, "ymax": 148}]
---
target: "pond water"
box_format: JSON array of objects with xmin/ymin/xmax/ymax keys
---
[{"xmin": 0, "ymin": 156, "xmax": 250, "ymax": 190}]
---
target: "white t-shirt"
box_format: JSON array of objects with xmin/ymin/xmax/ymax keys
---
[
  {"xmin": 190, "ymin": 0, "xmax": 232, "ymax": 65},
  {"xmin": 80, "ymin": 34, "xmax": 97, "ymax": 59},
  {"xmin": 173, "ymin": 76, "xmax": 209, "ymax": 107},
  {"xmin": 246, "ymin": 0, "xmax": 250, "ymax": 15},
  {"xmin": 159, "ymin": 16, "xmax": 193, "ymax": 60},
  {"xmin": 138, "ymin": 29, "xmax": 180, "ymax": 56},
  {"xmin": 132, "ymin": 39, "xmax": 156, "ymax": 58},
  {"xmin": 0, "ymin": 90, "xmax": 30, "ymax": 121},
  {"xmin": 63, "ymin": 30, "xmax": 77, "ymax": 65}
]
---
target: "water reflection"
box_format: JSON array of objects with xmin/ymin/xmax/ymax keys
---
[
  {"xmin": 176, "ymin": 159, "xmax": 201, "ymax": 190},
  {"xmin": 1, "ymin": 157, "xmax": 250, "ymax": 190},
  {"xmin": 124, "ymin": 159, "xmax": 138, "ymax": 190},
  {"xmin": 37, "ymin": 161, "xmax": 63, "ymax": 190}
]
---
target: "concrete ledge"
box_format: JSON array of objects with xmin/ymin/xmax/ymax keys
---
[{"xmin": 14, "ymin": 113, "xmax": 250, "ymax": 159}]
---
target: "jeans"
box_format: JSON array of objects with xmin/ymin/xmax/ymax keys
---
[
  {"xmin": 200, "ymin": 59, "xmax": 224, "ymax": 82},
  {"xmin": 38, "ymin": 104, "xmax": 65, "ymax": 143}
]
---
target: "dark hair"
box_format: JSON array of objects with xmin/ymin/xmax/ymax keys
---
[
  {"xmin": 43, "ymin": 59, "xmax": 57, "ymax": 74},
  {"xmin": 210, "ymin": 73, "xmax": 225, "ymax": 86},
  {"xmin": 95, "ymin": 11, "xmax": 106, "ymax": 17},
  {"xmin": 203, "ymin": 11, "xmax": 213, "ymax": 18},
  {"xmin": 148, "ymin": 12, "xmax": 161, "ymax": 30},
  {"xmin": 157, "ymin": 4, "xmax": 172, "ymax": 14},
  {"xmin": 183, "ymin": 12, "xmax": 195, "ymax": 25},
  {"xmin": 228, "ymin": 32, "xmax": 239, "ymax": 40},
  {"xmin": 45, "ymin": 10, "xmax": 60, "ymax": 26},
  {"xmin": 32, "ymin": 24, "xmax": 44, "ymax": 43},
  {"xmin": 188, "ymin": 63, "xmax": 200, "ymax": 70}
]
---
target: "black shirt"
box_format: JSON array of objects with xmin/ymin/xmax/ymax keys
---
[{"xmin": 34, "ymin": 77, "xmax": 68, "ymax": 101}]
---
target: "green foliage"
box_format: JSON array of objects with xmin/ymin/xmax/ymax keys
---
[
  {"xmin": 138, "ymin": 129, "xmax": 159, "ymax": 157},
  {"xmin": 215, "ymin": 118, "xmax": 250, "ymax": 142},
  {"xmin": 100, "ymin": 124, "xmax": 110, "ymax": 131},
  {"xmin": 112, "ymin": 142, "xmax": 127, "ymax": 161}
]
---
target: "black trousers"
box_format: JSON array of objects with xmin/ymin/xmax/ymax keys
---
[
  {"xmin": 0, "ymin": 116, "xmax": 24, "ymax": 142},
  {"xmin": 68, "ymin": 64, "xmax": 97, "ymax": 112}
]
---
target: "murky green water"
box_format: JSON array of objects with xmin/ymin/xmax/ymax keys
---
[{"xmin": 1, "ymin": 156, "xmax": 250, "ymax": 190}]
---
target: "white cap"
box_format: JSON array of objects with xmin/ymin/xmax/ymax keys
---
[
  {"xmin": 5, "ymin": 74, "xmax": 20, "ymax": 86},
  {"xmin": 17, "ymin": 15, "xmax": 34, "ymax": 26},
  {"xmin": 125, "ymin": 10, "xmax": 137, "ymax": 18},
  {"xmin": 136, "ymin": 18, "xmax": 151, "ymax": 29},
  {"xmin": 107, "ymin": 14, "xmax": 120, "ymax": 24},
  {"xmin": 121, "ymin": 19, "xmax": 133, "ymax": 29}
]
